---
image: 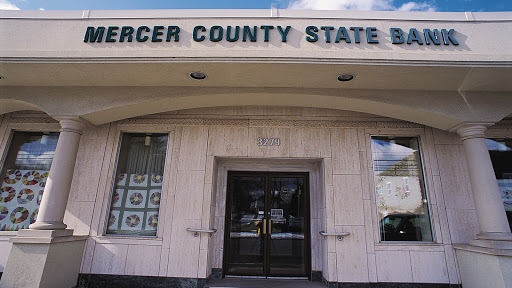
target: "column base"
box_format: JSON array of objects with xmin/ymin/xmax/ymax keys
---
[
  {"xmin": 469, "ymin": 232, "xmax": 512, "ymax": 250},
  {"xmin": 29, "ymin": 220, "xmax": 68, "ymax": 230},
  {"xmin": 454, "ymin": 244, "xmax": 512, "ymax": 288},
  {"xmin": 0, "ymin": 229, "xmax": 87, "ymax": 288}
]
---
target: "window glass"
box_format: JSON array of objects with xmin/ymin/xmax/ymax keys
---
[
  {"xmin": 485, "ymin": 139, "xmax": 512, "ymax": 231},
  {"xmin": 371, "ymin": 136, "xmax": 433, "ymax": 242},
  {"xmin": 0, "ymin": 131, "xmax": 59, "ymax": 231},
  {"xmin": 106, "ymin": 133, "xmax": 168, "ymax": 237}
]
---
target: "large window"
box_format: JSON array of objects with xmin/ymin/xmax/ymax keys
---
[
  {"xmin": 106, "ymin": 133, "xmax": 168, "ymax": 237},
  {"xmin": 371, "ymin": 136, "xmax": 433, "ymax": 242},
  {"xmin": 486, "ymin": 138, "xmax": 512, "ymax": 231},
  {"xmin": 0, "ymin": 131, "xmax": 59, "ymax": 231}
]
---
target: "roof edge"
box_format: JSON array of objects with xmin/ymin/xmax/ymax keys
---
[{"xmin": 0, "ymin": 9, "xmax": 511, "ymax": 22}]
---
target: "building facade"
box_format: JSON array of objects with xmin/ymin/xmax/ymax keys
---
[{"xmin": 0, "ymin": 9, "xmax": 511, "ymax": 288}]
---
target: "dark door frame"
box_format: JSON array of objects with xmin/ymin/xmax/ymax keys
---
[{"xmin": 223, "ymin": 171, "xmax": 312, "ymax": 279}]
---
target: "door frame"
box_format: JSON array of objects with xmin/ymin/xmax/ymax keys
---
[{"xmin": 222, "ymin": 171, "xmax": 312, "ymax": 279}]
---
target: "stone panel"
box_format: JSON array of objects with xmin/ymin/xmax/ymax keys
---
[
  {"xmin": 125, "ymin": 245, "xmax": 162, "ymax": 277},
  {"xmin": 443, "ymin": 245, "xmax": 460, "ymax": 284},
  {"xmin": 207, "ymin": 126, "xmax": 248, "ymax": 157},
  {"xmin": 63, "ymin": 201, "xmax": 95, "ymax": 235},
  {"xmin": 0, "ymin": 240, "xmax": 12, "ymax": 272},
  {"xmin": 247, "ymin": 127, "xmax": 290, "ymax": 158},
  {"xmin": 335, "ymin": 225, "xmax": 369, "ymax": 282},
  {"xmin": 446, "ymin": 208, "xmax": 479, "ymax": 244},
  {"xmin": 80, "ymin": 238, "xmax": 96, "ymax": 273},
  {"xmin": 289, "ymin": 127, "xmax": 330, "ymax": 158},
  {"xmin": 375, "ymin": 250, "xmax": 413, "ymax": 282},
  {"xmin": 410, "ymin": 251, "xmax": 449, "ymax": 283},
  {"xmin": 436, "ymin": 144, "xmax": 475, "ymax": 209},
  {"xmin": 327, "ymin": 252, "xmax": 338, "ymax": 282},
  {"xmin": 174, "ymin": 170, "xmax": 206, "ymax": 220},
  {"xmin": 158, "ymin": 248, "xmax": 170, "ymax": 277},
  {"xmin": 90, "ymin": 243, "xmax": 129, "ymax": 275},
  {"xmin": 333, "ymin": 175, "xmax": 364, "ymax": 226},
  {"xmin": 167, "ymin": 219, "xmax": 201, "ymax": 278},
  {"xmin": 331, "ymin": 128, "xmax": 360, "ymax": 175},
  {"xmin": 178, "ymin": 126, "xmax": 208, "ymax": 171},
  {"xmin": 432, "ymin": 129, "xmax": 462, "ymax": 145}
]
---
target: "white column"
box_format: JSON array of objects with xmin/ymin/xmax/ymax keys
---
[
  {"xmin": 29, "ymin": 116, "xmax": 85, "ymax": 230},
  {"xmin": 454, "ymin": 123, "xmax": 512, "ymax": 245}
]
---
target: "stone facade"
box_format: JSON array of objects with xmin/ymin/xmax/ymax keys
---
[{"xmin": 1, "ymin": 107, "xmax": 507, "ymax": 286}]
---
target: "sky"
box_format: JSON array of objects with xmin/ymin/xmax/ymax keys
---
[{"xmin": 0, "ymin": 0, "xmax": 511, "ymax": 12}]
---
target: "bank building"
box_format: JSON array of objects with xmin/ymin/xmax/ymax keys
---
[{"xmin": 0, "ymin": 8, "xmax": 511, "ymax": 288}]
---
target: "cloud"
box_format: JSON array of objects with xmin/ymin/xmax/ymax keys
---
[
  {"xmin": 0, "ymin": 0, "xmax": 20, "ymax": 10},
  {"xmin": 397, "ymin": 1, "xmax": 436, "ymax": 11},
  {"xmin": 286, "ymin": 0, "xmax": 436, "ymax": 11}
]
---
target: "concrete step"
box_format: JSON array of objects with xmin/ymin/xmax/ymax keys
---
[{"xmin": 204, "ymin": 278, "xmax": 326, "ymax": 288}]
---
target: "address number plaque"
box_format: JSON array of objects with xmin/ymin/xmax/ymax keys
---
[{"xmin": 257, "ymin": 138, "xmax": 280, "ymax": 146}]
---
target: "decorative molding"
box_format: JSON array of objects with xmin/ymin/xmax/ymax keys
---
[
  {"xmin": 450, "ymin": 123, "xmax": 494, "ymax": 141},
  {"xmin": 117, "ymin": 117, "xmax": 424, "ymax": 129},
  {"xmin": 9, "ymin": 116, "xmax": 58, "ymax": 124}
]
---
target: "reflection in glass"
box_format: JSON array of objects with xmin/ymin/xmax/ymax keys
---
[
  {"xmin": 225, "ymin": 173, "xmax": 309, "ymax": 277},
  {"xmin": 486, "ymin": 138, "xmax": 512, "ymax": 231},
  {"xmin": 371, "ymin": 137, "xmax": 433, "ymax": 242},
  {"xmin": 227, "ymin": 175, "xmax": 265, "ymax": 276},
  {"xmin": 269, "ymin": 177, "xmax": 306, "ymax": 277},
  {"xmin": 0, "ymin": 132, "xmax": 59, "ymax": 231},
  {"xmin": 106, "ymin": 133, "xmax": 168, "ymax": 237}
]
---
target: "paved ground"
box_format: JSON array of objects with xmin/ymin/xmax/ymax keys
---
[{"xmin": 204, "ymin": 278, "xmax": 326, "ymax": 287}]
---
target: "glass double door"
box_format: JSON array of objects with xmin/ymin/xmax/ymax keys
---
[{"xmin": 224, "ymin": 172, "xmax": 310, "ymax": 278}]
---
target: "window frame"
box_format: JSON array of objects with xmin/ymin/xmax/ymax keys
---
[
  {"xmin": 368, "ymin": 132, "xmax": 436, "ymax": 244},
  {"xmin": 484, "ymin": 136, "xmax": 512, "ymax": 231},
  {"xmin": 0, "ymin": 120, "xmax": 61, "ymax": 236},
  {"xmin": 101, "ymin": 127, "xmax": 172, "ymax": 239}
]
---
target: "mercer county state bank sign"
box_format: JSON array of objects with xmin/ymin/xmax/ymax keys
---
[{"xmin": 84, "ymin": 25, "xmax": 459, "ymax": 46}]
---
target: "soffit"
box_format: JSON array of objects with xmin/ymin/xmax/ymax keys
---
[{"xmin": 1, "ymin": 61, "xmax": 512, "ymax": 92}]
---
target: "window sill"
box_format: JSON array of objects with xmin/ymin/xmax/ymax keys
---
[
  {"xmin": 0, "ymin": 231, "xmax": 18, "ymax": 238},
  {"xmin": 374, "ymin": 242, "xmax": 445, "ymax": 251},
  {"xmin": 93, "ymin": 235, "xmax": 163, "ymax": 246}
]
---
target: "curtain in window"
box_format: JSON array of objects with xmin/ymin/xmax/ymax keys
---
[{"xmin": 106, "ymin": 133, "xmax": 168, "ymax": 237}]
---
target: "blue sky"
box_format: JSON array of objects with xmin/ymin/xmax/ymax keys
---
[{"xmin": 0, "ymin": 0, "xmax": 511, "ymax": 12}]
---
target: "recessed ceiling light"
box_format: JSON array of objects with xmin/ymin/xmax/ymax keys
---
[
  {"xmin": 337, "ymin": 74, "xmax": 355, "ymax": 82},
  {"xmin": 189, "ymin": 71, "xmax": 207, "ymax": 80}
]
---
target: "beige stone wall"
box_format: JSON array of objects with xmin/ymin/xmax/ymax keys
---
[{"xmin": 2, "ymin": 107, "xmax": 510, "ymax": 283}]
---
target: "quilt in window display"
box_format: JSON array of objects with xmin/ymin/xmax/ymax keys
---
[
  {"xmin": 0, "ymin": 169, "xmax": 48, "ymax": 231},
  {"xmin": 106, "ymin": 173, "xmax": 163, "ymax": 236}
]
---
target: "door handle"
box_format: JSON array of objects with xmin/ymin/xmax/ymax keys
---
[
  {"xmin": 262, "ymin": 219, "xmax": 266, "ymax": 235},
  {"xmin": 269, "ymin": 219, "xmax": 272, "ymax": 235}
]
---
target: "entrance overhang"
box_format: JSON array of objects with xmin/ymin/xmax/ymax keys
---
[{"xmin": 2, "ymin": 10, "xmax": 512, "ymax": 130}]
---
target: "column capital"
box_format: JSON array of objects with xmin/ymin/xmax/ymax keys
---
[
  {"xmin": 449, "ymin": 122, "xmax": 494, "ymax": 141},
  {"xmin": 53, "ymin": 116, "xmax": 88, "ymax": 134}
]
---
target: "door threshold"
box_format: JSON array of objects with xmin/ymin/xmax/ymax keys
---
[
  {"xmin": 225, "ymin": 276, "xmax": 266, "ymax": 279},
  {"xmin": 267, "ymin": 277, "xmax": 309, "ymax": 280},
  {"xmin": 225, "ymin": 275, "xmax": 308, "ymax": 280}
]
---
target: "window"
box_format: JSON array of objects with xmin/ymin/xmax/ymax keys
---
[
  {"xmin": 386, "ymin": 182, "xmax": 392, "ymax": 196},
  {"xmin": 375, "ymin": 185, "xmax": 383, "ymax": 195},
  {"xmin": 0, "ymin": 131, "xmax": 59, "ymax": 231},
  {"xmin": 485, "ymin": 138, "xmax": 512, "ymax": 231},
  {"xmin": 106, "ymin": 133, "xmax": 168, "ymax": 237},
  {"xmin": 371, "ymin": 136, "xmax": 433, "ymax": 242}
]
